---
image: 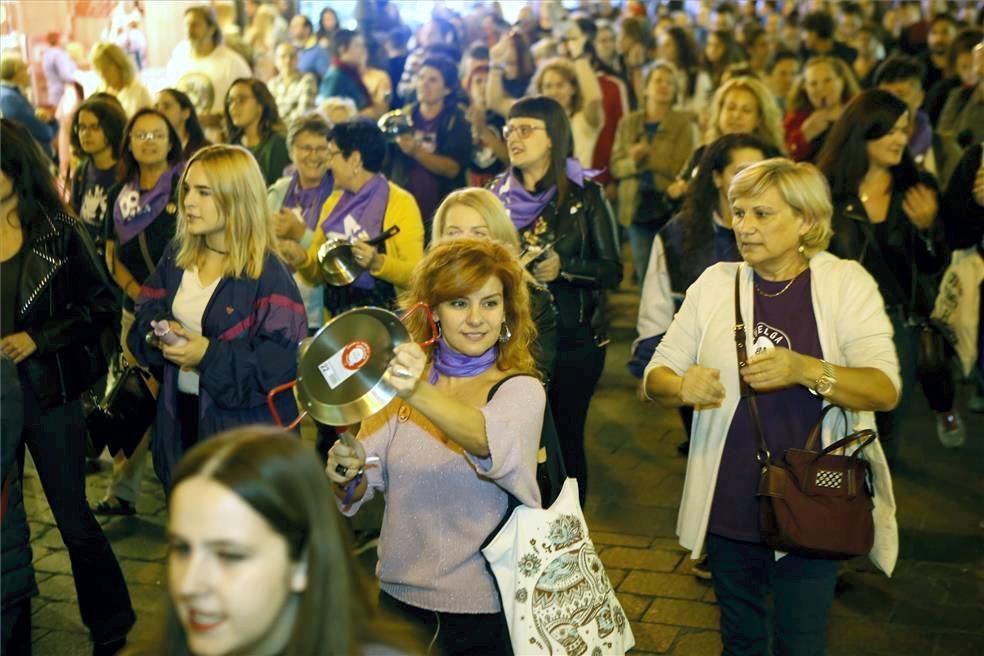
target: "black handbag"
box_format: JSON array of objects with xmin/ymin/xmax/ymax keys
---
[{"xmin": 84, "ymin": 354, "xmax": 155, "ymax": 458}]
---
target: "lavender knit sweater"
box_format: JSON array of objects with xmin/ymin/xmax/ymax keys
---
[{"xmin": 340, "ymin": 375, "xmax": 545, "ymax": 614}]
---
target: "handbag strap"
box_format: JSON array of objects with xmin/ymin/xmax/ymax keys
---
[
  {"xmin": 734, "ymin": 269, "xmax": 876, "ymax": 464},
  {"xmin": 733, "ymin": 268, "xmax": 770, "ymax": 465}
]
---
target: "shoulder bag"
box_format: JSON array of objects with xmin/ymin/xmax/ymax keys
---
[
  {"xmin": 84, "ymin": 353, "xmax": 155, "ymax": 458},
  {"xmin": 480, "ymin": 376, "xmax": 635, "ymax": 656},
  {"xmin": 733, "ymin": 269, "xmax": 877, "ymax": 559}
]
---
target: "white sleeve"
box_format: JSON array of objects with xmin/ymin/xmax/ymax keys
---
[
  {"xmin": 644, "ymin": 268, "xmax": 708, "ymax": 379},
  {"xmin": 634, "ymin": 235, "xmax": 676, "ymax": 349}
]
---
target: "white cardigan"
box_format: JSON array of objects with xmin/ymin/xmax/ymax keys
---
[{"xmin": 645, "ymin": 252, "xmax": 901, "ymax": 576}]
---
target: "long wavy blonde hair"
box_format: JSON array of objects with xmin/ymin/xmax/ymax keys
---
[
  {"xmin": 175, "ymin": 145, "xmax": 279, "ymax": 279},
  {"xmin": 704, "ymin": 76, "xmax": 785, "ymax": 153}
]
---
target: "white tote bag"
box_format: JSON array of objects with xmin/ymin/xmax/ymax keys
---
[{"xmin": 482, "ymin": 478, "xmax": 635, "ymax": 656}]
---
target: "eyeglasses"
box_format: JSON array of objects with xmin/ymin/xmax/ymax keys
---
[
  {"xmin": 133, "ymin": 131, "xmax": 168, "ymax": 142},
  {"xmin": 502, "ymin": 125, "xmax": 546, "ymax": 140},
  {"xmin": 295, "ymin": 144, "xmax": 331, "ymax": 156},
  {"xmin": 324, "ymin": 148, "xmax": 341, "ymax": 160}
]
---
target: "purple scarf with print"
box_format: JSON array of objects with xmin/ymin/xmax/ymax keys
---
[
  {"xmin": 113, "ymin": 161, "xmax": 184, "ymax": 245},
  {"xmin": 428, "ymin": 336, "xmax": 498, "ymax": 384},
  {"xmin": 490, "ymin": 158, "xmax": 601, "ymax": 231},
  {"xmin": 282, "ymin": 170, "xmax": 334, "ymax": 230},
  {"xmin": 321, "ymin": 173, "xmax": 390, "ymax": 289}
]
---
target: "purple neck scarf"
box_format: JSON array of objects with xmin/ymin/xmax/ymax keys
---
[
  {"xmin": 113, "ymin": 161, "xmax": 184, "ymax": 245},
  {"xmin": 283, "ymin": 170, "xmax": 334, "ymax": 231},
  {"xmin": 321, "ymin": 173, "xmax": 390, "ymax": 289},
  {"xmin": 428, "ymin": 336, "xmax": 499, "ymax": 384},
  {"xmin": 490, "ymin": 158, "xmax": 601, "ymax": 231}
]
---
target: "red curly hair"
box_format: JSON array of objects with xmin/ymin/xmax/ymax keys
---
[{"xmin": 401, "ymin": 238, "xmax": 538, "ymax": 378}]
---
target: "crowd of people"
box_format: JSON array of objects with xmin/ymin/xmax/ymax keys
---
[{"xmin": 2, "ymin": 1, "xmax": 983, "ymax": 655}]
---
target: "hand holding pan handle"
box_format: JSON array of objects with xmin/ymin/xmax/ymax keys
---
[{"xmin": 266, "ymin": 301, "xmax": 437, "ymax": 429}]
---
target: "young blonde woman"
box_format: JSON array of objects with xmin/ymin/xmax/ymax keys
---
[{"xmin": 127, "ymin": 145, "xmax": 307, "ymax": 490}]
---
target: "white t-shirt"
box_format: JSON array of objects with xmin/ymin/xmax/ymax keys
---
[
  {"xmin": 173, "ymin": 268, "xmax": 222, "ymax": 395},
  {"xmin": 571, "ymin": 111, "xmax": 601, "ymax": 169},
  {"xmin": 166, "ymin": 42, "xmax": 252, "ymax": 117}
]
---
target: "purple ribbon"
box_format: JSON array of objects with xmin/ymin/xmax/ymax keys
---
[
  {"xmin": 321, "ymin": 173, "xmax": 390, "ymax": 289},
  {"xmin": 113, "ymin": 161, "xmax": 184, "ymax": 245},
  {"xmin": 490, "ymin": 157, "xmax": 601, "ymax": 231},
  {"xmin": 428, "ymin": 335, "xmax": 498, "ymax": 384},
  {"xmin": 282, "ymin": 170, "xmax": 334, "ymax": 231}
]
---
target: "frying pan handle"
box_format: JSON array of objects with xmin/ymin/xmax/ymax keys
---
[
  {"xmin": 267, "ymin": 380, "xmax": 307, "ymax": 430},
  {"xmin": 366, "ymin": 224, "xmax": 401, "ymax": 247},
  {"xmin": 400, "ymin": 302, "xmax": 439, "ymax": 347}
]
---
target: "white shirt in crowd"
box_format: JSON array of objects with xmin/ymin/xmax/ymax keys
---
[
  {"xmin": 165, "ymin": 41, "xmax": 251, "ymax": 117},
  {"xmin": 173, "ymin": 268, "xmax": 222, "ymax": 395}
]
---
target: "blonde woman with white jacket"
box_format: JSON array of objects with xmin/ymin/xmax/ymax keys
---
[{"xmin": 645, "ymin": 158, "xmax": 899, "ymax": 656}]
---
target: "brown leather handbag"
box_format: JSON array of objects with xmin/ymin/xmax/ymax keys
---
[{"xmin": 733, "ymin": 270, "xmax": 876, "ymax": 559}]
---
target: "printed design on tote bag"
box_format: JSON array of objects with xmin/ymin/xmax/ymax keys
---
[{"xmin": 513, "ymin": 513, "xmax": 628, "ymax": 656}]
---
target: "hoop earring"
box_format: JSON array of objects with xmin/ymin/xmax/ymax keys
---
[
  {"xmin": 435, "ymin": 319, "xmax": 442, "ymax": 339},
  {"xmin": 499, "ymin": 323, "xmax": 512, "ymax": 343}
]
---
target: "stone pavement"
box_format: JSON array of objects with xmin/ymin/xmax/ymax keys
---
[{"xmin": 22, "ymin": 280, "xmax": 983, "ymax": 655}]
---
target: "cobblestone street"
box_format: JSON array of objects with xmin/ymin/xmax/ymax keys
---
[{"xmin": 23, "ymin": 281, "xmax": 984, "ymax": 655}]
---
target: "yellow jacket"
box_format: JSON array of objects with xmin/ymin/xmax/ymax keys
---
[{"xmin": 297, "ymin": 181, "xmax": 424, "ymax": 292}]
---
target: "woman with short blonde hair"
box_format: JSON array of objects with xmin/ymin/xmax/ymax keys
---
[
  {"xmin": 430, "ymin": 187, "xmax": 520, "ymax": 252},
  {"xmin": 646, "ymin": 156, "xmax": 899, "ymax": 655},
  {"xmin": 127, "ymin": 144, "xmax": 307, "ymax": 489},
  {"xmin": 90, "ymin": 41, "xmax": 151, "ymax": 116},
  {"xmin": 727, "ymin": 156, "xmax": 833, "ymax": 256}
]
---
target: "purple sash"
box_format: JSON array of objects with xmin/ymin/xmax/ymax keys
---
[
  {"xmin": 282, "ymin": 170, "xmax": 334, "ymax": 231},
  {"xmin": 490, "ymin": 158, "xmax": 601, "ymax": 231},
  {"xmin": 321, "ymin": 173, "xmax": 390, "ymax": 289},
  {"xmin": 113, "ymin": 161, "xmax": 184, "ymax": 245},
  {"xmin": 428, "ymin": 336, "xmax": 498, "ymax": 384}
]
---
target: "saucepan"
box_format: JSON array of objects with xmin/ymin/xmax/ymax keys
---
[
  {"xmin": 266, "ymin": 302, "xmax": 438, "ymax": 429},
  {"xmin": 317, "ymin": 225, "xmax": 401, "ymax": 287}
]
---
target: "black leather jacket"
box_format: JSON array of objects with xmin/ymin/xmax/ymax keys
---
[
  {"xmin": 13, "ymin": 207, "xmax": 118, "ymax": 409},
  {"xmin": 828, "ymin": 187, "xmax": 948, "ymax": 317},
  {"xmin": 519, "ymin": 180, "xmax": 622, "ymax": 339}
]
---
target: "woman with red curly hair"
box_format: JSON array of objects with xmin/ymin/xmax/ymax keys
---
[{"xmin": 327, "ymin": 238, "xmax": 545, "ymax": 655}]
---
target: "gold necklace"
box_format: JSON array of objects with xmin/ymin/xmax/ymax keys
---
[{"xmin": 754, "ymin": 269, "xmax": 805, "ymax": 298}]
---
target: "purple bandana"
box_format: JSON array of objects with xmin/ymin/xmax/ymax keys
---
[
  {"xmin": 113, "ymin": 161, "xmax": 184, "ymax": 245},
  {"xmin": 490, "ymin": 158, "xmax": 601, "ymax": 231},
  {"xmin": 282, "ymin": 170, "xmax": 334, "ymax": 231},
  {"xmin": 321, "ymin": 173, "xmax": 390, "ymax": 289},
  {"xmin": 428, "ymin": 335, "xmax": 499, "ymax": 384}
]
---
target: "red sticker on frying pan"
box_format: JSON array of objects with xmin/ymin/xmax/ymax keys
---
[{"xmin": 342, "ymin": 341, "xmax": 371, "ymax": 370}]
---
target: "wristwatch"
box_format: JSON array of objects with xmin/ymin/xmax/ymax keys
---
[{"xmin": 812, "ymin": 360, "xmax": 836, "ymax": 397}]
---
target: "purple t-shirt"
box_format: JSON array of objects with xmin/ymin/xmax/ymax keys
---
[
  {"xmin": 408, "ymin": 107, "xmax": 441, "ymax": 223},
  {"xmin": 707, "ymin": 269, "xmax": 824, "ymax": 543}
]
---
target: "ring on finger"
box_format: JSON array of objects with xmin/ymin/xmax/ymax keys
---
[{"xmin": 334, "ymin": 463, "xmax": 348, "ymax": 476}]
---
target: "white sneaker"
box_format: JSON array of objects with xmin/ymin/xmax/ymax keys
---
[{"xmin": 936, "ymin": 412, "xmax": 966, "ymax": 448}]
